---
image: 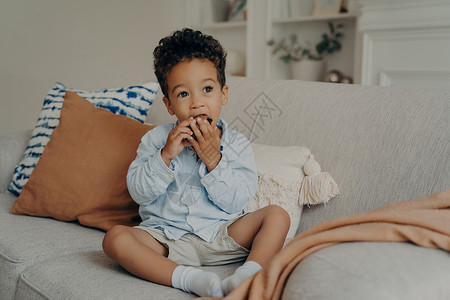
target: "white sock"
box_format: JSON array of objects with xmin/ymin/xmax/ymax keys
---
[
  {"xmin": 221, "ymin": 261, "xmax": 262, "ymax": 295},
  {"xmin": 171, "ymin": 265, "xmax": 223, "ymax": 297}
]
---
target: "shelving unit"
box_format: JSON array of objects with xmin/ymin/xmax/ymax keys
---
[
  {"xmin": 194, "ymin": 20, "xmax": 246, "ymax": 30},
  {"xmin": 184, "ymin": 0, "xmax": 360, "ymax": 82},
  {"xmin": 185, "ymin": 0, "xmax": 250, "ymax": 77},
  {"xmin": 272, "ymin": 12, "xmax": 357, "ymax": 24}
]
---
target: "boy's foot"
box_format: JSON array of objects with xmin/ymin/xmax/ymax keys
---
[
  {"xmin": 221, "ymin": 261, "xmax": 262, "ymax": 295},
  {"xmin": 172, "ymin": 265, "xmax": 223, "ymax": 297}
]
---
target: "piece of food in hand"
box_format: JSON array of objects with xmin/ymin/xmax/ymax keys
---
[{"xmin": 188, "ymin": 118, "xmax": 213, "ymax": 141}]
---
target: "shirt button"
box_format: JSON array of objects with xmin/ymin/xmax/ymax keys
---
[
  {"xmin": 189, "ymin": 150, "xmax": 195, "ymax": 155},
  {"xmin": 169, "ymin": 174, "xmax": 174, "ymax": 179},
  {"xmin": 189, "ymin": 181, "xmax": 193, "ymax": 185}
]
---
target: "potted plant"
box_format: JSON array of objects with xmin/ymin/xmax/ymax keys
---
[{"xmin": 268, "ymin": 22, "xmax": 344, "ymax": 81}]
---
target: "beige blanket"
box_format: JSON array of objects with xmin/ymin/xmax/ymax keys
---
[{"xmin": 200, "ymin": 189, "xmax": 450, "ymax": 300}]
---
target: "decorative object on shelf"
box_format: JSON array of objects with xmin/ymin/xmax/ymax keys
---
[
  {"xmin": 288, "ymin": 0, "xmax": 315, "ymax": 18},
  {"xmin": 227, "ymin": 0, "xmax": 247, "ymax": 22},
  {"xmin": 324, "ymin": 70, "xmax": 353, "ymax": 84},
  {"xmin": 226, "ymin": 49, "xmax": 246, "ymax": 76},
  {"xmin": 212, "ymin": 0, "xmax": 231, "ymax": 22},
  {"xmin": 268, "ymin": 22, "xmax": 344, "ymax": 81},
  {"xmin": 313, "ymin": 0, "xmax": 343, "ymax": 16},
  {"xmin": 344, "ymin": 0, "xmax": 358, "ymax": 13},
  {"xmin": 324, "ymin": 70, "xmax": 343, "ymax": 83},
  {"xmin": 340, "ymin": 75, "xmax": 353, "ymax": 84}
]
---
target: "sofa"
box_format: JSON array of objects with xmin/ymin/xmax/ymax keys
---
[{"xmin": 1, "ymin": 76, "xmax": 449, "ymax": 299}]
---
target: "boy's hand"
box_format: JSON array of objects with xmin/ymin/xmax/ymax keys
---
[
  {"xmin": 188, "ymin": 117, "xmax": 222, "ymax": 173},
  {"xmin": 161, "ymin": 118, "xmax": 194, "ymax": 167}
]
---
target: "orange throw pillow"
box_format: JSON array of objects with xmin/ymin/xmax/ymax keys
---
[{"xmin": 11, "ymin": 91, "xmax": 154, "ymax": 230}]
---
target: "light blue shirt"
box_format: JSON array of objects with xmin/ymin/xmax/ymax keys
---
[{"xmin": 127, "ymin": 118, "xmax": 258, "ymax": 243}]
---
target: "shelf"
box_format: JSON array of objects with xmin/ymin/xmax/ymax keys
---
[
  {"xmin": 273, "ymin": 13, "xmax": 357, "ymax": 25},
  {"xmin": 194, "ymin": 20, "xmax": 247, "ymax": 30},
  {"xmin": 185, "ymin": 0, "xmax": 359, "ymax": 81}
]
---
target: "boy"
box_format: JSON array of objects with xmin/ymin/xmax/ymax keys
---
[{"xmin": 103, "ymin": 28, "xmax": 290, "ymax": 297}]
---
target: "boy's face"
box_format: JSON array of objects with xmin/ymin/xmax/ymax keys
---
[{"xmin": 162, "ymin": 58, "xmax": 228, "ymax": 126}]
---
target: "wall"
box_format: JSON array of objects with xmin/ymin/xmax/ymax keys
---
[{"xmin": 0, "ymin": 0, "xmax": 185, "ymax": 135}]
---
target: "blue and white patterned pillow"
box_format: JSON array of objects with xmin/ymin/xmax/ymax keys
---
[{"xmin": 8, "ymin": 81, "xmax": 159, "ymax": 196}]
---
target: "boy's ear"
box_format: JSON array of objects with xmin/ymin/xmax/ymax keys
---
[
  {"xmin": 162, "ymin": 96, "xmax": 175, "ymax": 115},
  {"xmin": 221, "ymin": 84, "xmax": 229, "ymax": 106}
]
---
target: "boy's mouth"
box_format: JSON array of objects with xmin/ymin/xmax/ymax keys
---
[
  {"xmin": 191, "ymin": 115, "xmax": 213, "ymax": 125},
  {"xmin": 193, "ymin": 114, "xmax": 208, "ymax": 119}
]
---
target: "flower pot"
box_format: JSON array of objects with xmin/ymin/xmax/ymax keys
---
[{"xmin": 290, "ymin": 60, "xmax": 326, "ymax": 81}]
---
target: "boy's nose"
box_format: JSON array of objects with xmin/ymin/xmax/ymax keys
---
[{"xmin": 191, "ymin": 95, "xmax": 205, "ymax": 108}]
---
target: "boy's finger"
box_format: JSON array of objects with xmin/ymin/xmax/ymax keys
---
[
  {"xmin": 205, "ymin": 118, "xmax": 215, "ymax": 134},
  {"xmin": 196, "ymin": 118, "xmax": 210, "ymax": 139},
  {"xmin": 182, "ymin": 134, "xmax": 194, "ymax": 144},
  {"xmin": 182, "ymin": 139, "xmax": 193, "ymax": 147},
  {"xmin": 175, "ymin": 133, "xmax": 193, "ymax": 145},
  {"xmin": 180, "ymin": 127, "xmax": 193, "ymax": 136},
  {"xmin": 175, "ymin": 117, "xmax": 194, "ymax": 130},
  {"xmin": 172, "ymin": 119, "xmax": 194, "ymax": 137},
  {"xmin": 190, "ymin": 119, "xmax": 204, "ymax": 142},
  {"xmin": 187, "ymin": 135, "xmax": 199, "ymax": 149}
]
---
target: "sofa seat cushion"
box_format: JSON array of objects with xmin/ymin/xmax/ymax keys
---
[
  {"xmin": 16, "ymin": 251, "xmax": 240, "ymax": 300},
  {"xmin": 0, "ymin": 193, "xmax": 104, "ymax": 299},
  {"xmin": 282, "ymin": 242, "xmax": 450, "ymax": 300}
]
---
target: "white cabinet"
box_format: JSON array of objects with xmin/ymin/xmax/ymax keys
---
[
  {"xmin": 184, "ymin": 0, "xmax": 359, "ymax": 82},
  {"xmin": 357, "ymin": 0, "xmax": 450, "ymax": 88}
]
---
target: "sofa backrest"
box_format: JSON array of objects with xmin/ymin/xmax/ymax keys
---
[{"xmin": 147, "ymin": 76, "xmax": 450, "ymax": 235}]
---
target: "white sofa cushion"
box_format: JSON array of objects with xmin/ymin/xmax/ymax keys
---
[
  {"xmin": 283, "ymin": 242, "xmax": 450, "ymax": 300},
  {"xmin": 245, "ymin": 143, "xmax": 338, "ymax": 239},
  {"xmin": 0, "ymin": 193, "xmax": 104, "ymax": 299},
  {"xmin": 15, "ymin": 251, "xmax": 239, "ymax": 300}
]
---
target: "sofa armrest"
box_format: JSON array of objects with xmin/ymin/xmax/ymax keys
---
[{"xmin": 0, "ymin": 130, "xmax": 32, "ymax": 193}]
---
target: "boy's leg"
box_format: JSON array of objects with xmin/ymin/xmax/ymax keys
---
[
  {"xmin": 102, "ymin": 225, "xmax": 176, "ymax": 285},
  {"xmin": 227, "ymin": 205, "xmax": 290, "ymax": 267},
  {"xmin": 103, "ymin": 225, "xmax": 223, "ymax": 297},
  {"xmin": 222, "ymin": 205, "xmax": 290, "ymax": 294}
]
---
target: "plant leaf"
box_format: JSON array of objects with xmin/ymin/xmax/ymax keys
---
[
  {"xmin": 328, "ymin": 22, "xmax": 334, "ymax": 33},
  {"xmin": 316, "ymin": 41, "xmax": 327, "ymax": 55},
  {"xmin": 333, "ymin": 40, "xmax": 341, "ymax": 50}
]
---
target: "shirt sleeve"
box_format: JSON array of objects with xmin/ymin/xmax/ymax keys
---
[
  {"xmin": 199, "ymin": 131, "xmax": 258, "ymax": 214},
  {"xmin": 127, "ymin": 126, "xmax": 177, "ymax": 206}
]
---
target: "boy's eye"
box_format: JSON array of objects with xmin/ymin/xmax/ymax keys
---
[
  {"xmin": 203, "ymin": 86, "xmax": 213, "ymax": 93},
  {"xmin": 177, "ymin": 91, "xmax": 188, "ymax": 98}
]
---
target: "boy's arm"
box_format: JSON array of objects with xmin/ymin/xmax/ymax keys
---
[
  {"xmin": 127, "ymin": 128, "xmax": 176, "ymax": 206},
  {"xmin": 199, "ymin": 133, "xmax": 258, "ymax": 214}
]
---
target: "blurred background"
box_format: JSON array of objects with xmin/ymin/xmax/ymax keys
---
[{"xmin": 1, "ymin": 0, "xmax": 449, "ymax": 134}]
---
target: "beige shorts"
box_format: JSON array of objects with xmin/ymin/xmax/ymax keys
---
[{"xmin": 135, "ymin": 217, "xmax": 250, "ymax": 267}]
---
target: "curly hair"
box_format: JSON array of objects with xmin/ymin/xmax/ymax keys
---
[{"xmin": 153, "ymin": 28, "xmax": 227, "ymax": 100}]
